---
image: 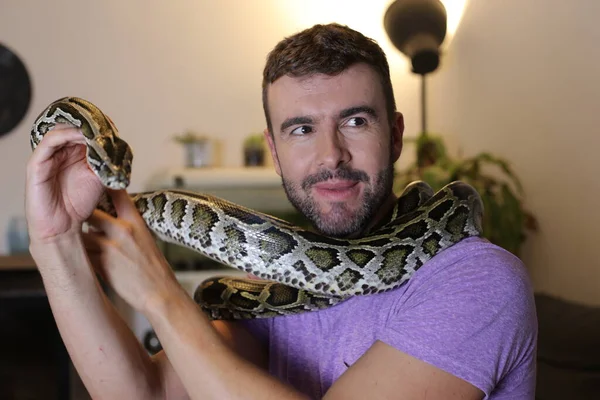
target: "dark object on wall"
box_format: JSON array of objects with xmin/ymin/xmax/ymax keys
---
[
  {"xmin": 0, "ymin": 43, "xmax": 32, "ymax": 137},
  {"xmin": 384, "ymin": 0, "xmax": 447, "ymax": 75}
]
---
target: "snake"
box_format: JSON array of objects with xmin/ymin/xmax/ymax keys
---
[{"xmin": 30, "ymin": 97, "xmax": 484, "ymax": 320}]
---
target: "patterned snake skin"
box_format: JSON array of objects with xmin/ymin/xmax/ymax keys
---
[{"xmin": 30, "ymin": 97, "xmax": 484, "ymax": 320}]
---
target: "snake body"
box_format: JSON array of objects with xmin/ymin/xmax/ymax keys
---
[{"xmin": 31, "ymin": 97, "xmax": 484, "ymax": 320}]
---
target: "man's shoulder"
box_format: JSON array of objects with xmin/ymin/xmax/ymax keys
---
[
  {"xmin": 376, "ymin": 237, "xmax": 537, "ymax": 397},
  {"xmin": 329, "ymin": 236, "xmax": 532, "ymax": 316},
  {"xmin": 431, "ymin": 236, "xmax": 525, "ymax": 270},
  {"xmin": 370, "ymin": 236, "xmax": 537, "ymax": 352},
  {"xmin": 409, "ymin": 236, "xmax": 532, "ymax": 297}
]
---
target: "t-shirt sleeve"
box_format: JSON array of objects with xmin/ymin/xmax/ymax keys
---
[
  {"xmin": 376, "ymin": 244, "xmax": 537, "ymax": 398},
  {"xmin": 240, "ymin": 317, "xmax": 271, "ymax": 347}
]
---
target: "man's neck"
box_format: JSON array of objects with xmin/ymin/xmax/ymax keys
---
[{"xmin": 350, "ymin": 193, "xmax": 398, "ymax": 239}]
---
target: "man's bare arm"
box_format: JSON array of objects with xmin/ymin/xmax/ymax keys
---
[
  {"xmin": 145, "ymin": 285, "xmax": 309, "ymax": 400},
  {"xmin": 325, "ymin": 341, "xmax": 484, "ymax": 400},
  {"xmin": 155, "ymin": 319, "xmax": 484, "ymax": 400},
  {"xmin": 34, "ymin": 235, "xmax": 272, "ymax": 400},
  {"xmin": 32, "ymin": 236, "xmax": 164, "ymax": 399},
  {"xmin": 153, "ymin": 320, "xmax": 268, "ymax": 399}
]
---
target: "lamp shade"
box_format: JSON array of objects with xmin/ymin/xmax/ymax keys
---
[{"xmin": 384, "ymin": 0, "xmax": 447, "ymax": 74}]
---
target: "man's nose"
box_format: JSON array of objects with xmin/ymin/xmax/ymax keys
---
[{"xmin": 316, "ymin": 129, "xmax": 351, "ymax": 170}]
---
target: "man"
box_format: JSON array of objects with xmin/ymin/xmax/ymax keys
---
[{"xmin": 25, "ymin": 23, "xmax": 537, "ymax": 399}]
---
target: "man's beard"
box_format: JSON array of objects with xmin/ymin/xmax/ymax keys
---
[{"xmin": 282, "ymin": 163, "xmax": 394, "ymax": 238}]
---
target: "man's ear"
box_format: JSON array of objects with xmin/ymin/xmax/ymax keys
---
[
  {"xmin": 264, "ymin": 128, "xmax": 282, "ymax": 176},
  {"xmin": 391, "ymin": 112, "xmax": 404, "ymax": 163}
]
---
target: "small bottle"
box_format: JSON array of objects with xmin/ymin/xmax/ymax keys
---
[{"xmin": 7, "ymin": 216, "xmax": 29, "ymax": 254}]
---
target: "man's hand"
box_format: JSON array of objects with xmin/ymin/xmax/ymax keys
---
[
  {"xmin": 26, "ymin": 125, "xmax": 105, "ymax": 245},
  {"xmin": 25, "ymin": 125, "xmax": 172, "ymax": 399},
  {"xmin": 83, "ymin": 189, "xmax": 183, "ymax": 312}
]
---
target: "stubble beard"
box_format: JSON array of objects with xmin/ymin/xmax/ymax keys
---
[{"xmin": 282, "ymin": 163, "xmax": 395, "ymax": 238}]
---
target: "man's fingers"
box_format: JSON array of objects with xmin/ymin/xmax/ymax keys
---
[
  {"xmin": 29, "ymin": 125, "xmax": 86, "ymax": 165},
  {"xmin": 86, "ymin": 209, "xmax": 114, "ymax": 234},
  {"xmin": 86, "ymin": 194, "xmax": 146, "ymax": 246},
  {"xmin": 86, "ymin": 209, "xmax": 134, "ymax": 241},
  {"xmin": 107, "ymin": 189, "xmax": 141, "ymax": 221},
  {"xmin": 27, "ymin": 127, "xmax": 88, "ymax": 185}
]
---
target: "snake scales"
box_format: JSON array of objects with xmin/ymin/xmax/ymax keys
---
[{"xmin": 30, "ymin": 97, "xmax": 484, "ymax": 320}]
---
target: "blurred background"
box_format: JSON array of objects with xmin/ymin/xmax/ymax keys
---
[{"xmin": 1, "ymin": 1, "xmax": 599, "ymax": 398}]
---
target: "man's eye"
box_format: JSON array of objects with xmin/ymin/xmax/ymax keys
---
[
  {"xmin": 291, "ymin": 125, "xmax": 313, "ymax": 135},
  {"xmin": 345, "ymin": 117, "xmax": 367, "ymax": 127}
]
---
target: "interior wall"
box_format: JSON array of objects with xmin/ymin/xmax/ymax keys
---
[
  {"xmin": 429, "ymin": 0, "xmax": 600, "ymax": 304},
  {"xmin": 2, "ymin": 0, "xmax": 598, "ymax": 305},
  {"xmin": 0, "ymin": 0, "xmax": 418, "ymax": 252}
]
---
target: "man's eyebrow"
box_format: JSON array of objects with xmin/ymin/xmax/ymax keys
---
[
  {"xmin": 280, "ymin": 116, "xmax": 313, "ymax": 132},
  {"xmin": 339, "ymin": 106, "xmax": 378, "ymax": 120}
]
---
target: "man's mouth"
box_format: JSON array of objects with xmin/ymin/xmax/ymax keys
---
[{"xmin": 312, "ymin": 180, "xmax": 360, "ymax": 201}]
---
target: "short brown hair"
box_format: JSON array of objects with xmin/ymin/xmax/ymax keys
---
[{"xmin": 262, "ymin": 23, "xmax": 397, "ymax": 134}]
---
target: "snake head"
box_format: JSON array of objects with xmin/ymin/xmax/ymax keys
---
[
  {"xmin": 32, "ymin": 96, "xmax": 135, "ymax": 190},
  {"xmin": 62, "ymin": 97, "xmax": 134, "ymax": 190},
  {"xmin": 86, "ymin": 133, "xmax": 133, "ymax": 190}
]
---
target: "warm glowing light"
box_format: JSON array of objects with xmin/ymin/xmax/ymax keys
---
[
  {"xmin": 442, "ymin": 0, "xmax": 469, "ymax": 44},
  {"xmin": 274, "ymin": 0, "xmax": 469, "ymax": 69}
]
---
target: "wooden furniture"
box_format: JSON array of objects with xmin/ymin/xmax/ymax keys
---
[{"xmin": 0, "ymin": 254, "xmax": 36, "ymax": 270}]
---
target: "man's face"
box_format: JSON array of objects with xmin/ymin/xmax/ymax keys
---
[{"xmin": 265, "ymin": 63, "xmax": 403, "ymax": 237}]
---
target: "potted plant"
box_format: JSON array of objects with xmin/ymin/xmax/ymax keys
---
[
  {"xmin": 243, "ymin": 133, "xmax": 266, "ymax": 166},
  {"xmin": 173, "ymin": 130, "xmax": 212, "ymax": 168},
  {"xmin": 393, "ymin": 132, "xmax": 538, "ymax": 256}
]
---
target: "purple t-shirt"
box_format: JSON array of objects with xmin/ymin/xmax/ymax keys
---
[{"xmin": 243, "ymin": 237, "xmax": 537, "ymax": 399}]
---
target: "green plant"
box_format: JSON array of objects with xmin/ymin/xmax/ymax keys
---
[
  {"xmin": 173, "ymin": 130, "xmax": 208, "ymax": 144},
  {"xmin": 393, "ymin": 133, "xmax": 537, "ymax": 256}
]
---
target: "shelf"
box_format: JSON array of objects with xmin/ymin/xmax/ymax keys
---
[
  {"xmin": 147, "ymin": 166, "xmax": 281, "ymax": 190},
  {"xmin": 145, "ymin": 166, "xmax": 295, "ymax": 213}
]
